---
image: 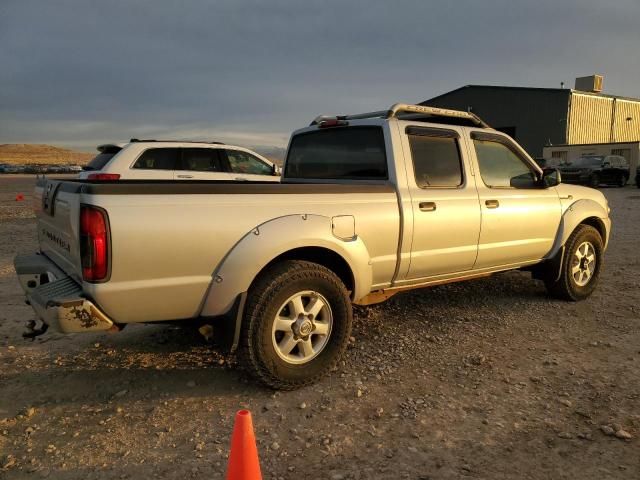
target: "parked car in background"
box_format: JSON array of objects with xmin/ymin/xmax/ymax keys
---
[
  {"xmin": 636, "ymin": 168, "xmax": 640, "ymax": 188},
  {"xmin": 78, "ymin": 140, "xmax": 281, "ymax": 181},
  {"xmin": 16, "ymin": 103, "xmax": 611, "ymax": 389},
  {"xmin": 3, "ymin": 164, "xmax": 24, "ymax": 173},
  {"xmin": 558, "ymin": 155, "xmax": 629, "ymax": 187}
]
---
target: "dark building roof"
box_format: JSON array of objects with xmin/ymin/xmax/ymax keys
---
[{"xmin": 423, "ymin": 84, "xmax": 640, "ymax": 104}]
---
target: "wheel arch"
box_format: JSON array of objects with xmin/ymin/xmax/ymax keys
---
[
  {"xmin": 546, "ymin": 199, "xmax": 610, "ymax": 260},
  {"xmin": 200, "ymin": 214, "xmax": 372, "ymax": 318},
  {"xmin": 579, "ymin": 216, "xmax": 607, "ymax": 243},
  {"xmin": 252, "ymin": 246, "xmax": 355, "ymax": 294}
]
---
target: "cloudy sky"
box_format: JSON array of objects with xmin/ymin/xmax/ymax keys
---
[{"xmin": 1, "ymin": 0, "xmax": 639, "ymax": 152}]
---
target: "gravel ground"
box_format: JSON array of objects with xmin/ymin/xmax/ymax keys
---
[{"xmin": 0, "ymin": 176, "xmax": 639, "ymax": 479}]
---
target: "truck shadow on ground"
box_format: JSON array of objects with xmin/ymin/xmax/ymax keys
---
[{"xmin": 3, "ymin": 270, "xmax": 558, "ymax": 410}]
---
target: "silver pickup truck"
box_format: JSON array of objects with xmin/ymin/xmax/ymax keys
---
[{"xmin": 15, "ymin": 104, "xmax": 611, "ymax": 389}]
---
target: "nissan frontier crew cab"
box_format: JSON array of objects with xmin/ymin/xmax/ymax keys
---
[{"xmin": 15, "ymin": 104, "xmax": 611, "ymax": 389}]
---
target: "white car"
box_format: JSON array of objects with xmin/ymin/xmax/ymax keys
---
[{"xmin": 78, "ymin": 139, "xmax": 281, "ymax": 181}]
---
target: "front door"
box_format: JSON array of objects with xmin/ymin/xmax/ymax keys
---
[
  {"xmin": 470, "ymin": 132, "xmax": 561, "ymax": 269},
  {"xmin": 403, "ymin": 126, "xmax": 481, "ymax": 279}
]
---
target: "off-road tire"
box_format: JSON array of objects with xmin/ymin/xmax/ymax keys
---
[
  {"xmin": 239, "ymin": 260, "xmax": 352, "ymax": 390},
  {"xmin": 589, "ymin": 174, "xmax": 600, "ymax": 188},
  {"xmin": 545, "ymin": 225, "xmax": 603, "ymax": 301}
]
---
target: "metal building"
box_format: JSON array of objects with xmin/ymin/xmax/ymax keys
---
[{"xmin": 421, "ymin": 76, "xmax": 640, "ymax": 161}]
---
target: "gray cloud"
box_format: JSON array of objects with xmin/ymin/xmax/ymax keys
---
[{"xmin": 1, "ymin": 0, "xmax": 638, "ymax": 151}]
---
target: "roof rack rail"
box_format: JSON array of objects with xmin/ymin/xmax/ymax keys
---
[
  {"xmin": 129, "ymin": 138, "xmax": 225, "ymax": 145},
  {"xmin": 310, "ymin": 103, "xmax": 490, "ymax": 128}
]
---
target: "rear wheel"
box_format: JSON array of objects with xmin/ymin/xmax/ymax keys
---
[
  {"xmin": 589, "ymin": 173, "xmax": 600, "ymax": 188},
  {"xmin": 545, "ymin": 225, "xmax": 603, "ymax": 301},
  {"xmin": 239, "ymin": 260, "xmax": 352, "ymax": 389}
]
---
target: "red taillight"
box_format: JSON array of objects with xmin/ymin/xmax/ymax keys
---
[
  {"xmin": 87, "ymin": 173, "xmax": 120, "ymax": 181},
  {"xmin": 80, "ymin": 206, "xmax": 109, "ymax": 282}
]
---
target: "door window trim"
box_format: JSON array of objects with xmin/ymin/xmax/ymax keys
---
[{"xmin": 405, "ymin": 126, "xmax": 466, "ymax": 189}]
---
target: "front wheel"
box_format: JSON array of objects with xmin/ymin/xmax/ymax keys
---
[
  {"xmin": 239, "ymin": 260, "xmax": 352, "ymax": 389},
  {"xmin": 589, "ymin": 174, "xmax": 600, "ymax": 188},
  {"xmin": 545, "ymin": 225, "xmax": 603, "ymax": 301},
  {"xmin": 618, "ymin": 174, "xmax": 627, "ymax": 187}
]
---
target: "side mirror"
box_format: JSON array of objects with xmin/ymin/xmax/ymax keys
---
[
  {"xmin": 540, "ymin": 167, "xmax": 561, "ymax": 187},
  {"xmin": 272, "ymin": 164, "xmax": 282, "ymax": 176}
]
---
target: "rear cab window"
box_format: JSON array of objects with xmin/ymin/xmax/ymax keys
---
[{"xmin": 285, "ymin": 126, "xmax": 387, "ymax": 180}]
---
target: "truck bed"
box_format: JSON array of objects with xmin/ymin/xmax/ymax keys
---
[{"xmin": 33, "ymin": 178, "xmax": 401, "ymax": 323}]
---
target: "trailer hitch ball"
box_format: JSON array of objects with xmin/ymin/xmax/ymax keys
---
[{"xmin": 22, "ymin": 319, "xmax": 49, "ymax": 340}]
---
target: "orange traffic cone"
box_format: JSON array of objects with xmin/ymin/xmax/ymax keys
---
[
  {"xmin": 226, "ymin": 410, "xmax": 262, "ymax": 480},
  {"xmin": 15, "ymin": 193, "xmax": 24, "ymax": 201}
]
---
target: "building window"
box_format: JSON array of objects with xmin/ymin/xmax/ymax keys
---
[
  {"xmin": 551, "ymin": 150, "xmax": 568, "ymax": 165},
  {"xmin": 611, "ymin": 148, "xmax": 631, "ymax": 161}
]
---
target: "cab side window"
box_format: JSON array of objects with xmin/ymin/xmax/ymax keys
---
[
  {"xmin": 133, "ymin": 148, "xmax": 179, "ymax": 170},
  {"xmin": 226, "ymin": 150, "xmax": 272, "ymax": 175},
  {"xmin": 473, "ymin": 139, "xmax": 537, "ymax": 188},
  {"xmin": 181, "ymin": 148, "xmax": 222, "ymax": 172},
  {"xmin": 407, "ymin": 129, "xmax": 463, "ymax": 188}
]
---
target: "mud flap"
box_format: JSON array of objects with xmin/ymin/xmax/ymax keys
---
[
  {"xmin": 531, "ymin": 246, "xmax": 565, "ymax": 282},
  {"xmin": 204, "ymin": 292, "xmax": 247, "ymax": 353}
]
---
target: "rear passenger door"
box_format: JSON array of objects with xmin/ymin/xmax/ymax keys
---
[
  {"xmin": 223, "ymin": 149, "xmax": 277, "ymax": 181},
  {"xmin": 403, "ymin": 126, "xmax": 482, "ymax": 279},
  {"xmin": 174, "ymin": 148, "xmax": 232, "ymax": 180},
  {"xmin": 129, "ymin": 148, "xmax": 179, "ymax": 179}
]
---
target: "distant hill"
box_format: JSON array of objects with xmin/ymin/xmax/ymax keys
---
[
  {"xmin": 253, "ymin": 145, "xmax": 286, "ymax": 166},
  {"xmin": 0, "ymin": 144, "xmax": 93, "ymax": 165}
]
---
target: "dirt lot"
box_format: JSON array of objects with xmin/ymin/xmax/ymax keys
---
[{"xmin": 0, "ymin": 176, "xmax": 638, "ymax": 479}]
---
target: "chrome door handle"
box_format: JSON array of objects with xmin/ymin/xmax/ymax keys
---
[
  {"xmin": 485, "ymin": 199, "xmax": 499, "ymax": 209},
  {"xmin": 177, "ymin": 174, "xmax": 193, "ymax": 179},
  {"xmin": 419, "ymin": 201, "xmax": 437, "ymax": 212}
]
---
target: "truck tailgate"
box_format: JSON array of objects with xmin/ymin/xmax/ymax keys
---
[{"xmin": 35, "ymin": 179, "xmax": 83, "ymax": 283}]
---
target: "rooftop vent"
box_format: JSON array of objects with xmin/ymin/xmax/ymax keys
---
[{"xmin": 575, "ymin": 74, "xmax": 603, "ymax": 93}]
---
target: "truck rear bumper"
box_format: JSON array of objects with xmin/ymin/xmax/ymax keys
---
[{"xmin": 14, "ymin": 253, "xmax": 115, "ymax": 333}]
